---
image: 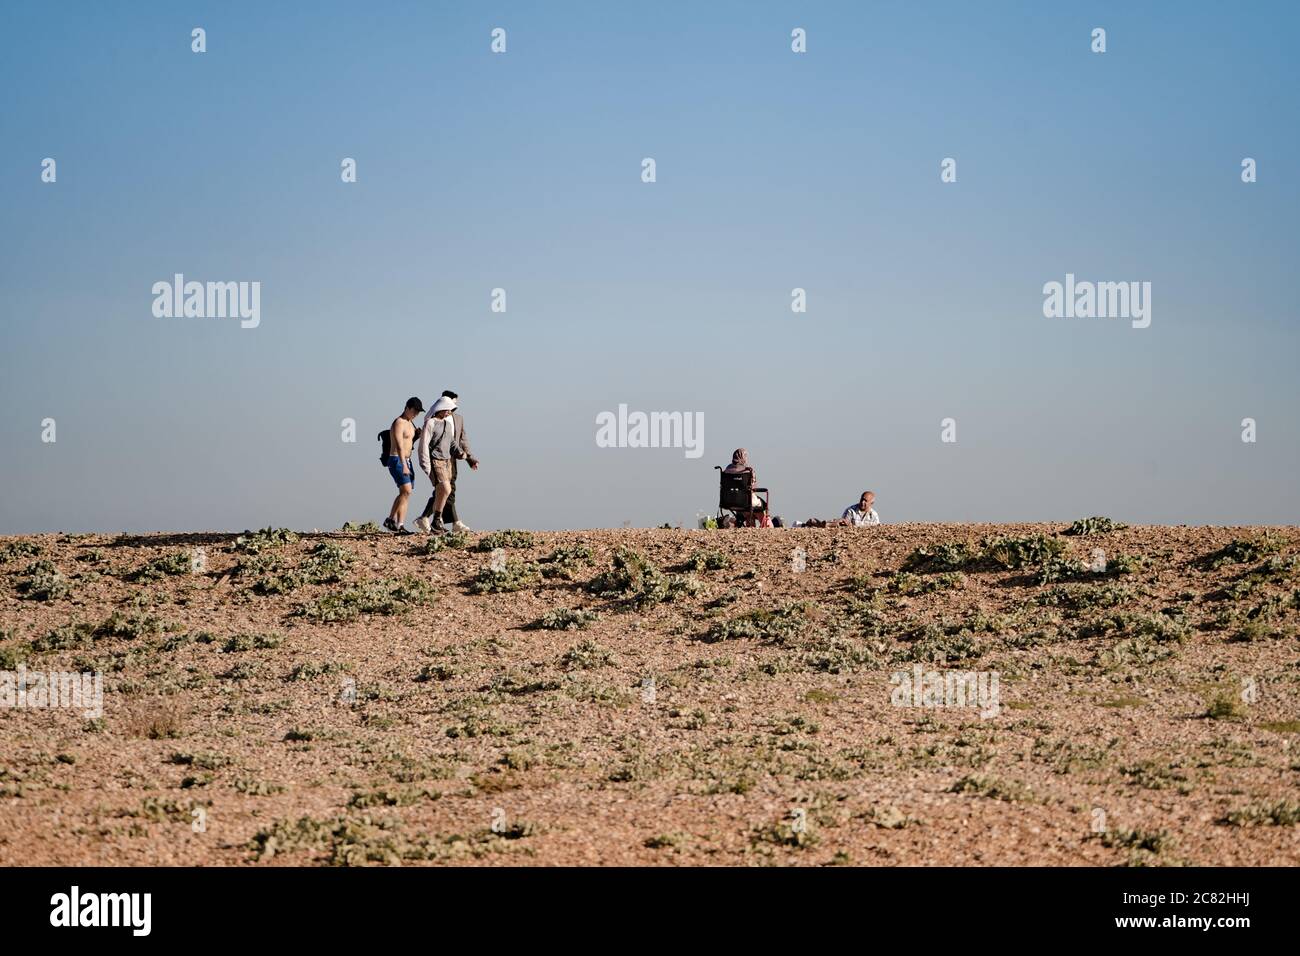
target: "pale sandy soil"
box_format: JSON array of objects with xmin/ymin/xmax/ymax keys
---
[{"xmin": 1, "ymin": 522, "xmax": 1297, "ymax": 866}]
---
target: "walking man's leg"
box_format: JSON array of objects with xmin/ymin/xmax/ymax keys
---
[
  {"xmin": 385, "ymin": 454, "xmax": 415, "ymax": 532},
  {"xmin": 430, "ymin": 459, "xmax": 453, "ymax": 530},
  {"xmin": 394, "ymin": 459, "xmax": 414, "ymax": 526},
  {"xmin": 441, "ymin": 459, "xmax": 458, "ymax": 525}
]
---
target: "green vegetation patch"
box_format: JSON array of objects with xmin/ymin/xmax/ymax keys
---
[
  {"xmin": 0, "ymin": 541, "xmax": 43, "ymax": 563},
  {"xmin": 703, "ymin": 602, "xmax": 818, "ymax": 645},
  {"xmin": 16, "ymin": 561, "xmax": 70, "ymax": 602},
  {"xmin": 246, "ymin": 542, "xmax": 354, "ymax": 595},
  {"xmin": 414, "ymin": 531, "xmax": 471, "ymax": 554},
  {"xmin": 981, "ymin": 534, "xmax": 1066, "ymax": 570},
  {"xmin": 130, "ymin": 550, "xmax": 193, "ymax": 582},
  {"xmin": 476, "ymin": 530, "xmax": 536, "ymax": 551},
  {"xmin": 295, "ymin": 576, "xmax": 435, "ymax": 622},
  {"xmin": 222, "ymin": 632, "xmax": 284, "ymax": 653},
  {"xmin": 1064, "ymin": 516, "xmax": 1127, "ymax": 536},
  {"xmin": 229, "ymin": 527, "xmax": 299, "ymax": 554},
  {"xmin": 469, "ymin": 559, "xmax": 543, "ymax": 594},
  {"xmin": 586, "ymin": 548, "xmax": 698, "ymax": 608},
  {"xmin": 1223, "ymin": 800, "xmax": 1300, "ymax": 827},
  {"xmin": 1202, "ymin": 534, "xmax": 1287, "ymax": 570},
  {"xmin": 535, "ymin": 607, "xmax": 599, "ymax": 631}
]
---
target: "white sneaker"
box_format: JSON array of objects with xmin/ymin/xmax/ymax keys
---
[
  {"xmin": 414, "ymin": 516, "xmax": 432, "ymax": 534},
  {"xmin": 452, "ymin": 520, "xmax": 471, "ymax": 532}
]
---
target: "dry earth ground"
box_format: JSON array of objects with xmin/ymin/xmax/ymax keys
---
[{"xmin": 1, "ymin": 522, "xmax": 1298, "ymax": 866}]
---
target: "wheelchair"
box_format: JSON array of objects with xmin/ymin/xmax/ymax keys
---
[{"xmin": 714, "ymin": 465, "xmax": 772, "ymax": 528}]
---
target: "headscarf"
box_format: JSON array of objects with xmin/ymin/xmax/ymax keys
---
[{"xmin": 723, "ymin": 447, "xmax": 751, "ymax": 474}]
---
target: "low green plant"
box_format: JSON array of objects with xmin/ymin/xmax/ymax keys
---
[
  {"xmin": 540, "ymin": 543, "xmax": 594, "ymax": 579},
  {"xmin": 477, "ymin": 530, "xmax": 535, "ymax": 551},
  {"xmin": 1202, "ymin": 534, "xmax": 1286, "ymax": 570},
  {"xmin": 95, "ymin": 611, "xmax": 167, "ymax": 641},
  {"xmin": 948, "ymin": 775, "xmax": 1034, "ymax": 803},
  {"xmin": 285, "ymin": 661, "xmax": 349, "ymax": 682},
  {"xmin": 229, "ymin": 527, "xmax": 299, "ymax": 554},
  {"xmin": 1036, "ymin": 553, "xmax": 1136, "ymax": 584},
  {"xmin": 414, "ymin": 531, "xmax": 471, "ymax": 554},
  {"xmin": 586, "ymin": 548, "xmax": 697, "ymax": 607},
  {"xmin": 249, "ymin": 542, "xmax": 354, "ymax": 595},
  {"xmin": 0, "ymin": 541, "xmax": 43, "ymax": 563},
  {"xmin": 1223, "ymin": 800, "xmax": 1300, "ymax": 827},
  {"xmin": 1080, "ymin": 612, "xmax": 1188, "ymax": 644},
  {"xmin": 1098, "ymin": 634, "xmax": 1176, "ymax": 670},
  {"xmin": 1204, "ymin": 690, "xmax": 1247, "ymax": 720},
  {"xmin": 536, "ymin": 607, "xmax": 599, "ymax": 630},
  {"xmin": 17, "ymin": 561, "xmax": 70, "ymax": 601},
  {"xmin": 468, "ymin": 559, "xmax": 543, "ymax": 594},
  {"xmin": 1064, "ymin": 516, "xmax": 1127, "ymax": 536},
  {"xmin": 169, "ymin": 751, "xmax": 232, "ymax": 770},
  {"xmin": 900, "ymin": 542, "xmax": 977, "ymax": 573},
  {"xmin": 222, "ymin": 633, "xmax": 284, "ymax": 653},
  {"xmin": 688, "ymin": 549, "xmax": 732, "ymax": 571},
  {"xmin": 295, "ymin": 576, "xmax": 435, "ymax": 622},
  {"xmin": 130, "ymin": 550, "xmax": 192, "ymax": 582},
  {"xmin": 703, "ymin": 602, "xmax": 817, "ymax": 644},
  {"xmin": 900, "ymin": 624, "xmax": 980, "ymax": 664},
  {"xmin": 31, "ymin": 620, "xmax": 95, "ymax": 653},
  {"xmin": 339, "ymin": 521, "xmax": 381, "ymax": 533},
  {"xmin": 886, "ymin": 571, "xmax": 963, "ymax": 595},
  {"xmin": 0, "ymin": 639, "xmax": 27, "ymax": 669},
  {"xmin": 1100, "ymin": 827, "xmax": 1172, "ymax": 854},
  {"xmin": 560, "ymin": 638, "xmax": 614, "ymax": 670},
  {"xmin": 981, "ymin": 534, "xmax": 1065, "ymax": 570}
]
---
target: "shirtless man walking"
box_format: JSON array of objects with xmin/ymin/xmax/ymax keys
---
[{"xmin": 382, "ymin": 397, "xmax": 424, "ymax": 535}]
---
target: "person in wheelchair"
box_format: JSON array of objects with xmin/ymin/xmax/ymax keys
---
[{"xmin": 716, "ymin": 448, "xmax": 771, "ymax": 527}]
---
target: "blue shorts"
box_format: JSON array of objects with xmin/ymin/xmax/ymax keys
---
[{"xmin": 386, "ymin": 455, "xmax": 414, "ymax": 488}]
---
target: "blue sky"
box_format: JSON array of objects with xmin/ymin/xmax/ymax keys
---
[{"xmin": 1, "ymin": 1, "xmax": 1297, "ymax": 532}]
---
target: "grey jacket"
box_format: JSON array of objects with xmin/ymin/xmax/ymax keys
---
[
  {"xmin": 417, "ymin": 410, "xmax": 474, "ymax": 478},
  {"xmin": 451, "ymin": 412, "xmax": 473, "ymax": 461}
]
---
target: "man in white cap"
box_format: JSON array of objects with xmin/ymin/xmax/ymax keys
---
[{"xmin": 414, "ymin": 395, "xmax": 459, "ymax": 534}]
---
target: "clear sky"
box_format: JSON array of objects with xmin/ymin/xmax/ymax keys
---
[{"xmin": 1, "ymin": 1, "xmax": 1297, "ymax": 532}]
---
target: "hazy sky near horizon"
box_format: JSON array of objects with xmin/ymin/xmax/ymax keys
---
[{"xmin": 1, "ymin": 1, "xmax": 1297, "ymax": 533}]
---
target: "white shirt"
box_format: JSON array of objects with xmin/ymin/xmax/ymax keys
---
[{"xmin": 841, "ymin": 505, "xmax": 880, "ymax": 526}]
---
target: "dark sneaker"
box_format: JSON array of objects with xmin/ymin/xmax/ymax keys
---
[
  {"xmin": 383, "ymin": 517, "xmax": 398, "ymax": 533},
  {"xmin": 394, "ymin": 525, "xmax": 414, "ymax": 536},
  {"xmin": 430, "ymin": 515, "xmax": 447, "ymax": 534}
]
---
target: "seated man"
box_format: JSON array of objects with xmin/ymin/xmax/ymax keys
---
[{"xmin": 840, "ymin": 490, "xmax": 880, "ymax": 527}]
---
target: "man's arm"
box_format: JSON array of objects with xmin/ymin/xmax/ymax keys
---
[
  {"xmin": 456, "ymin": 413, "xmax": 479, "ymax": 467},
  {"xmin": 454, "ymin": 416, "xmax": 480, "ymax": 468},
  {"xmin": 417, "ymin": 413, "xmax": 433, "ymax": 476}
]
